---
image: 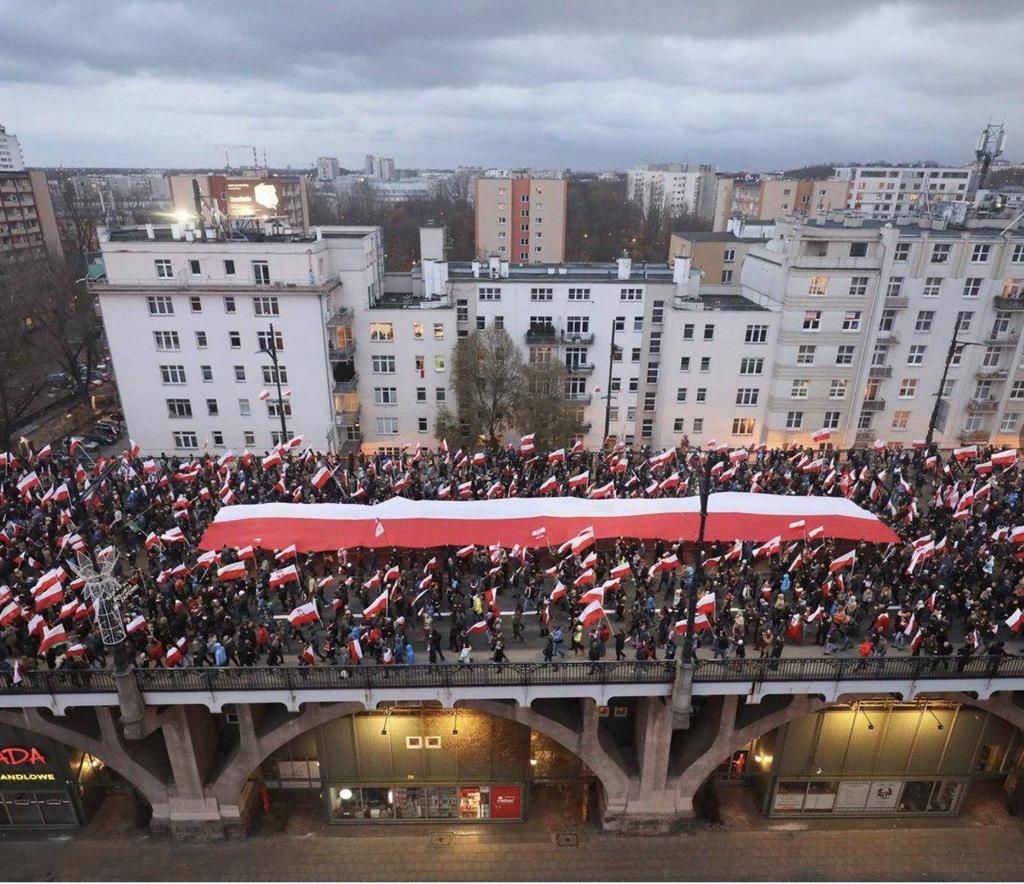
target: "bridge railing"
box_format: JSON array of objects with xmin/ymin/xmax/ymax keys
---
[{"xmin": 691, "ymin": 654, "xmax": 1024, "ymax": 683}]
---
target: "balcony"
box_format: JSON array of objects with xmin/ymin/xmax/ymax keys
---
[
  {"xmin": 563, "ymin": 331, "xmax": 595, "ymax": 345},
  {"xmin": 333, "ymin": 405, "xmax": 360, "ymax": 426},
  {"xmin": 333, "ymin": 374, "xmax": 358, "ymax": 395},
  {"xmin": 959, "ymin": 429, "xmax": 989, "ymax": 443},
  {"xmin": 338, "ymin": 433, "xmax": 363, "ymax": 453},
  {"xmin": 966, "ymin": 397, "xmax": 999, "ymax": 414},
  {"xmin": 567, "ymin": 362, "xmax": 596, "ymax": 375},
  {"xmin": 326, "ymin": 306, "xmax": 352, "ymax": 329},
  {"xmin": 855, "ymin": 430, "xmax": 875, "ymax": 444},
  {"xmin": 671, "ymin": 295, "xmax": 702, "ymax": 311},
  {"xmin": 860, "ymin": 398, "xmax": 886, "ymax": 411},
  {"xmin": 884, "ymin": 295, "xmax": 909, "ymax": 308},
  {"xmin": 578, "ymin": 420, "xmax": 593, "ymax": 432},
  {"xmin": 525, "ymin": 327, "xmax": 559, "ymax": 345},
  {"xmin": 875, "ymin": 333, "xmax": 899, "ymax": 345},
  {"xmin": 993, "ymin": 296, "xmax": 1024, "ymax": 311},
  {"xmin": 567, "ymin": 392, "xmax": 592, "ymax": 404},
  {"xmin": 328, "ymin": 340, "xmax": 356, "ymax": 362},
  {"xmin": 868, "ymin": 365, "xmax": 892, "ymax": 378},
  {"xmin": 976, "ymin": 367, "xmax": 1008, "ymax": 380},
  {"xmin": 986, "ymin": 330, "xmax": 1020, "ymax": 346},
  {"xmin": 790, "ymin": 254, "xmax": 880, "ymax": 270}
]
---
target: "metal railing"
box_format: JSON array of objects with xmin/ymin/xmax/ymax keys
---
[
  {"xmin": 0, "ymin": 669, "xmax": 119, "ymax": 694},
  {"xmin": 692, "ymin": 654, "xmax": 1024, "ymax": 684}
]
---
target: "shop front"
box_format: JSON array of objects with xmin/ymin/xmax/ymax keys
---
[
  {"xmin": 0, "ymin": 724, "xmax": 116, "ymax": 830},
  {"xmin": 261, "ymin": 707, "xmax": 556, "ymax": 824},
  {"xmin": 728, "ymin": 700, "xmax": 1024, "ymax": 818}
]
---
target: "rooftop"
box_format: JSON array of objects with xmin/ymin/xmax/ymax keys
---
[
  {"xmin": 447, "ymin": 261, "xmax": 694, "ymax": 283},
  {"xmin": 103, "ymin": 224, "xmax": 319, "ymax": 245},
  {"xmin": 672, "ymin": 230, "xmax": 769, "ymax": 243}
]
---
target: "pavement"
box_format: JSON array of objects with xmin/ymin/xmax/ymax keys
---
[{"xmin": 3, "ymin": 786, "xmax": 1022, "ymax": 881}]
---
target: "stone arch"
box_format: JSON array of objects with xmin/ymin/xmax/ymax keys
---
[{"xmin": 0, "ymin": 707, "xmax": 168, "ymax": 812}]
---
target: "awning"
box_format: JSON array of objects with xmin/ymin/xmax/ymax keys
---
[{"xmin": 197, "ymin": 492, "xmax": 899, "ymax": 553}]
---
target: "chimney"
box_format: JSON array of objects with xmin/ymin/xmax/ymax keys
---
[
  {"xmin": 145, "ymin": 223, "xmax": 155, "ymax": 240},
  {"xmin": 616, "ymin": 251, "xmax": 632, "ymax": 280},
  {"xmin": 673, "ymin": 256, "xmax": 691, "ymax": 284},
  {"xmin": 471, "ymin": 260, "xmax": 481, "ymax": 278}
]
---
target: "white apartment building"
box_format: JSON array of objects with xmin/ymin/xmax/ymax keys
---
[
  {"xmin": 0, "ymin": 124, "xmax": 24, "ymax": 173},
  {"xmin": 627, "ymin": 163, "xmax": 717, "ymax": 223},
  {"xmin": 742, "ymin": 213, "xmax": 1024, "ymax": 449},
  {"xmin": 833, "ymin": 165, "xmax": 975, "ymax": 219},
  {"xmin": 316, "ymin": 157, "xmax": 340, "ymax": 181}
]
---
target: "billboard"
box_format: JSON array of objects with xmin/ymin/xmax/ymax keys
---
[{"xmin": 225, "ymin": 178, "xmax": 284, "ymax": 218}]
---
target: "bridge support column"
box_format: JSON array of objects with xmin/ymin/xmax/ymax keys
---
[
  {"xmin": 670, "ymin": 660, "xmax": 695, "ymax": 728},
  {"xmin": 114, "ymin": 668, "xmax": 147, "ymax": 740}
]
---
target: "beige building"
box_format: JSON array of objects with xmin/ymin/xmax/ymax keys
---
[
  {"xmin": 668, "ymin": 229, "xmax": 769, "ymax": 285},
  {"xmin": 713, "ymin": 175, "xmax": 765, "ymax": 230},
  {"xmin": 0, "ymin": 169, "xmax": 64, "ymax": 262},
  {"xmin": 474, "ymin": 175, "xmax": 567, "ymax": 263},
  {"xmin": 758, "ymin": 179, "xmax": 848, "ymax": 221}
]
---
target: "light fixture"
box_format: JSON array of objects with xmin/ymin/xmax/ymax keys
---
[
  {"xmin": 926, "ymin": 708, "xmax": 945, "ymax": 730},
  {"xmin": 529, "ymin": 758, "xmax": 538, "ymax": 767},
  {"xmin": 381, "ymin": 707, "xmax": 392, "ymax": 736},
  {"xmin": 387, "ymin": 789, "xmax": 394, "ymax": 804},
  {"xmin": 754, "ymin": 753, "xmax": 764, "ymax": 763},
  {"xmin": 858, "ymin": 707, "xmax": 876, "ymax": 731},
  {"xmin": 339, "ymin": 788, "xmax": 353, "ymax": 801},
  {"xmin": 452, "ymin": 707, "xmax": 458, "ymax": 736}
]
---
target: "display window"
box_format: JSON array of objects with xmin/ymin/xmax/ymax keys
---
[{"xmin": 326, "ymin": 784, "xmax": 522, "ymax": 823}]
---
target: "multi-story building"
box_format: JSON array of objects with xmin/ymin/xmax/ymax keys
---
[
  {"xmin": 668, "ymin": 223, "xmax": 771, "ymax": 285},
  {"xmin": 474, "ymin": 174, "xmax": 567, "ymax": 264},
  {"xmin": 0, "ymin": 123, "xmax": 25, "ymax": 172},
  {"xmin": 0, "ymin": 169, "xmax": 64, "ymax": 262},
  {"xmin": 712, "ymin": 174, "xmax": 765, "ymax": 230},
  {"xmin": 166, "ymin": 173, "xmax": 311, "ymax": 232},
  {"xmin": 742, "ymin": 212, "xmax": 1024, "ymax": 449},
  {"xmin": 316, "ymin": 157, "xmax": 340, "ymax": 181},
  {"xmin": 627, "ymin": 163, "xmax": 717, "ymax": 223},
  {"xmin": 833, "ymin": 165, "xmax": 975, "ymax": 219},
  {"xmin": 364, "ymin": 155, "xmax": 396, "ymax": 180},
  {"xmin": 758, "ymin": 178, "xmax": 849, "ymax": 221}
]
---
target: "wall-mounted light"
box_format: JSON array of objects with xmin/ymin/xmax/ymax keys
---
[
  {"xmin": 858, "ymin": 708, "xmax": 876, "ymax": 731},
  {"xmin": 529, "ymin": 758, "xmax": 538, "ymax": 766},
  {"xmin": 381, "ymin": 707, "xmax": 392, "ymax": 736},
  {"xmin": 926, "ymin": 708, "xmax": 945, "ymax": 731},
  {"xmin": 452, "ymin": 707, "xmax": 459, "ymax": 736}
]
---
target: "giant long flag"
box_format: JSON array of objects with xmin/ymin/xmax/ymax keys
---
[{"xmin": 199, "ymin": 493, "xmax": 898, "ymax": 553}]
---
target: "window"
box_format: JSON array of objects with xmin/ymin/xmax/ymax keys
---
[
  {"xmin": 931, "ymin": 243, "xmax": 951, "ymax": 263},
  {"xmin": 211, "ymin": 431, "xmax": 224, "ymax": 447},
  {"xmin": 257, "ymin": 330, "xmax": 284, "ymax": 352},
  {"xmin": 950, "ymin": 345, "xmax": 964, "ymax": 367},
  {"xmin": 822, "ymin": 411, "xmax": 841, "ymax": 429},
  {"xmin": 253, "ymin": 295, "xmax": 279, "ymax": 316},
  {"xmin": 267, "ymin": 400, "xmax": 292, "ymax": 418},
  {"xmin": 732, "ymin": 417, "xmax": 755, "ymax": 436},
  {"xmin": 434, "ymin": 356, "xmax": 446, "ymax": 372},
  {"xmin": 187, "ymin": 259, "xmax": 201, "ymax": 277},
  {"xmin": 735, "ymin": 388, "xmax": 759, "ymax": 406},
  {"xmin": 907, "ymin": 345, "xmax": 927, "ymax": 365},
  {"xmin": 703, "ymin": 324, "xmax": 715, "ymax": 341},
  {"xmin": 224, "ymin": 259, "xmax": 236, "ymax": 276},
  {"xmin": 972, "ymin": 243, "xmax": 991, "ymax": 263},
  {"xmin": 676, "ymin": 387, "xmax": 688, "ymax": 403},
  {"xmin": 155, "ymin": 259, "xmax": 173, "ymax": 279},
  {"xmin": 370, "ymin": 322, "xmax": 394, "ymax": 342},
  {"xmin": 923, "ymin": 277, "xmax": 942, "ymax": 298},
  {"xmin": 243, "ymin": 430, "xmax": 255, "ymax": 446},
  {"xmin": 456, "ymin": 300, "xmax": 469, "ymax": 322},
  {"xmin": 640, "ymin": 418, "xmax": 654, "ymax": 438},
  {"xmin": 376, "ymin": 417, "xmax": 399, "ymax": 435},
  {"xmin": 373, "ymin": 387, "xmax": 398, "ymax": 405},
  {"xmin": 166, "ymin": 398, "xmax": 192, "ymax": 418},
  {"xmin": 228, "ymin": 331, "xmax": 241, "ymax": 348},
  {"xmin": 1010, "ymin": 381, "xmax": 1024, "ymax": 400},
  {"xmin": 189, "ymin": 295, "xmax": 202, "ymax": 312},
  {"xmin": 892, "ymin": 410, "xmax": 910, "ymax": 430},
  {"xmin": 785, "ymin": 411, "xmax": 803, "ymax": 430},
  {"xmin": 646, "ymin": 363, "xmax": 660, "ymax": 384},
  {"xmin": 740, "ymin": 357, "xmax": 763, "ymax": 375},
  {"xmin": 745, "ymin": 324, "xmax": 768, "ymax": 344},
  {"xmin": 848, "ymin": 276, "xmax": 868, "ymax": 296},
  {"xmin": 172, "ymin": 431, "xmax": 198, "ymax": 449},
  {"xmin": 835, "ymin": 345, "xmax": 854, "ymax": 365},
  {"xmin": 633, "ymin": 316, "xmax": 644, "ymax": 333},
  {"xmin": 147, "ymin": 295, "xmax": 173, "ymax": 315},
  {"xmin": 223, "ymin": 295, "xmax": 236, "ymax": 313},
  {"xmin": 628, "ymin": 378, "xmax": 639, "ymax": 392},
  {"xmin": 914, "ymin": 310, "xmax": 935, "ymax": 332},
  {"xmin": 802, "ymin": 310, "xmax": 821, "ymax": 330},
  {"xmin": 673, "ymin": 418, "xmax": 685, "ymax": 433},
  {"xmin": 893, "ymin": 243, "xmax": 911, "ymax": 262},
  {"xmin": 791, "ymin": 378, "xmax": 810, "ymax": 399},
  {"xmin": 652, "ymin": 300, "xmax": 664, "ymax": 324},
  {"xmin": 720, "ymin": 270, "xmax": 733, "ymax": 283},
  {"xmin": 723, "ymin": 248, "xmax": 736, "ymax": 263},
  {"xmin": 234, "ymin": 365, "xmax": 246, "ymax": 382},
  {"xmin": 520, "ymin": 252, "xmax": 528, "ymax": 260},
  {"xmin": 418, "ymin": 417, "xmax": 429, "ymax": 433},
  {"xmin": 849, "ymin": 242, "xmax": 868, "ymax": 257},
  {"xmin": 878, "ymin": 310, "xmax": 896, "ymax": 332},
  {"xmin": 643, "ymin": 391, "xmax": 657, "ymax": 411},
  {"xmin": 206, "ymin": 398, "xmax": 219, "ymax": 416},
  {"xmin": 433, "ymin": 323, "xmax": 445, "ymax": 341},
  {"xmin": 630, "ymin": 347, "xmax": 641, "ymax": 363},
  {"xmin": 416, "ymin": 387, "xmax": 427, "ymax": 403},
  {"xmin": 842, "ymin": 310, "xmax": 861, "ymax": 332},
  {"xmin": 567, "ymin": 347, "xmax": 590, "ymax": 370},
  {"xmin": 700, "ymin": 356, "xmax": 711, "ymax": 372},
  {"xmin": 614, "ymin": 316, "xmax": 626, "ymax": 332},
  {"xmin": 963, "ymin": 278, "xmax": 982, "ymax": 298},
  {"xmin": 807, "ymin": 276, "xmax": 828, "ymax": 296},
  {"xmin": 898, "ymin": 378, "xmax": 918, "ymax": 398},
  {"xmin": 153, "ymin": 330, "xmax": 180, "ymax": 351},
  {"xmin": 478, "ymin": 286, "xmax": 501, "ymax": 301},
  {"xmin": 620, "ymin": 288, "xmax": 643, "ymax": 301},
  {"xmin": 679, "ymin": 356, "xmax": 690, "ymax": 372},
  {"xmin": 1000, "ymin": 413, "xmax": 1019, "ymax": 433},
  {"xmin": 692, "ymin": 418, "xmax": 704, "ymax": 433},
  {"xmin": 262, "ymin": 364, "xmax": 288, "ymax": 384},
  {"xmin": 797, "ymin": 345, "xmax": 816, "ymax": 365},
  {"xmin": 160, "ymin": 364, "xmax": 186, "ymax": 384},
  {"xmin": 252, "ymin": 260, "xmax": 270, "ymax": 285},
  {"xmin": 239, "ymin": 398, "xmax": 251, "ymax": 417},
  {"xmin": 690, "ymin": 387, "xmax": 706, "ymax": 404},
  {"xmin": 982, "ymin": 346, "xmax": 1001, "ymax": 368},
  {"xmin": 530, "ymin": 346, "xmax": 552, "ymax": 364},
  {"xmin": 200, "ymin": 365, "xmax": 213, "ymax": 382},
  {"xmin": 872, "ymin": 344, "xmax": 889, "ymax": 366},
  {"xmin": 476, "ymin": 317, "xmax": 486, "ymax": 330},
  {"xmin": 649, "ymin": 331, "xmax": 662, "ymax": 354},
  {"xmin": 965, "ymin": 414, "xmax": 982, "ymax": 432},
  {"xmin": 568, "ymin": 287, "xmax": 590, "ymax": 301},
  {"xmin": 530, "ymin": 287, "xmax": 553, "ymax": 301},
  {"xmin": 829, "ymin": 378, "xmax": 848, "ymax": 399},
  {"xmin": 195, "ymin": 330, "xmax": 208, "ymax": 348},
  {"xmin": 1012, "ymin": 244, "xmax": 1024, "ymax": 263},
  {"xmin": 857, "ymin": 412, "xmax": 873, "ymax": 430},
  {"xmin": 435, "ymin": 387, "xmax": 446, "ymax": 403},
  {"xmin": 886, "ymin": 276, "xmax": 904, "ymax": 298}
]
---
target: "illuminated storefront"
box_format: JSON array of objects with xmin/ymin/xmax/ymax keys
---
[{"xmin": 730, "ymin": 701, "xmax": 1024, "ymax": 818}]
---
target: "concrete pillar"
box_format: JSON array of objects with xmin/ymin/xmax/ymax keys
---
[
  {"xmin": 670, "ymin": 660, "xmax": 695, "ymax": 728},
  {"xmin": 114, "ymin": 668, "xmax": 147, "ymax": 740},
  {"xmin": 633, "ymin": 697, "xmax": 671, "ymax": 795}
]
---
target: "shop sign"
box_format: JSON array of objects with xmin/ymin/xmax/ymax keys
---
[
  {"xmin": 0, "ymin": 746, "xmax": 56, "ymax": 782},
  {"xmin": 0, "ymin": 747, "xmax": 47, "ymax": 767},
  {"xmin": 489, "ymin": 785, "xmax": 522, "ymax": 819},
  {"xmin": 865, "ymin": 780, "xmax": 902, "ymax": 810},
  {"xmin": 835, "ymin": 780, "xmax": 872, "ymax": 811}
]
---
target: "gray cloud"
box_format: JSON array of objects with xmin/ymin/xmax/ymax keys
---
[{"xmin": 2, "ymin": 0, "xmax": 1023, "ymax": 170}]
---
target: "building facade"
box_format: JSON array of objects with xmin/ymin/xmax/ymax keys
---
[
  {"xmin": 474, "ymin": 175, "xmax": 567, "ymax": 264},
  {"xmin": 0, "ymin": 123, "xmax": 25, "ymax": 173},
  {"xmin": 833, "ymin": 165, "xmax": 975, "ymax": 219},
  {"xmin": 758, "ymin": 178, "xmax": 849, "ymax": 221},
  {"xmin": 0, "ymin": 169, "xmax": 64, "ymax": 262},
  {"xmin": 668, "ymin": 228, "xmax": 770, "ymax": 285},
  {"xmin": 316, "ymin": 157, "xmax": 340, "ymax": 181},
  {"xmin": 627, "ymin": 163, "xmax": 717, "ymax": 223}
]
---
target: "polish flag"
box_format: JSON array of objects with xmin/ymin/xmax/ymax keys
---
[
  {"xmin": 578, "ymin": 600, "xmax": 605, "ymax": 627},
  {"xmin": 589, "ymin": 481, "xmax": 614, "ymax": 499},
  {"xmin": 519, "ymin": 434, "xmax": 536, "ymax": 455},
  {"xmin": 165, "ymin": 639, "xmax": 187, "ymax": 667},
  {"xmin": 811, "ymin": 429, "xmax": 831, "ymax": 443},
  {"xmin": 32, "ymin": 568, "xmax": 67, "ymax": 597},
  {"xmin": 348, "ymin": 638, "xmax": 363, "ymax": 661},
  {"xmin": 568, "ymin": 471, "xmax": 590, "ymax": 488},
  {"xmin": 312, "ymin": 466, "xmax": 332, "ymax": 489},
  {"xmin": 457, "ymin": 481, "xmax": 473, "ymax": 498},
  {"xmin": 161, "ymin": 527, "xmax": 185, "ymax": 543},
  {"xmin": 753, "ymin": 536, "xmax": 781, "ymax": 559},
  {"xmin": 610, "ymin": 562, "xmax": 631, "ymax": 580},
  {"xmin": 573, "ymin": 568, "xmax": 597, "ymax": 587},
  {"xmin": 196, "ymin": 550, "xmax": 219, "ymax": 568},
  {"xmin": 829, "ymin": 550, "xmax": 856, "ymax": 572},
  {"xmin": 236, "ymin": 545, "xmax": 255, "ymax": 560},
  {"xmin": 0, "ymin": 602, "xmax": 21, "ymax": 626},
  {"xmin": 142, "ymin": 459, "xmax": 158, "ymax": 476},
  {"xmin": 788, "ymin": 520, "xmax": 806, "ymax": 531},
  {"xmin": 217, "ymin": 561, "xmax": 248, "ymax": 581},
  {"xmin": 262, "ymin": 451, "xmax": 283, "ymax": 470},
  {"xmin": 125, "ymin": 439, "xmax": 140, "ymax": 459},
  {"xmin": 39, "ymin": 623, "xmax": 69, "ymax": 654},
  {"xmin": 276, "ymin": 544, "xmax": 298, "ymax": 562},
  {"xmin": 17, "ymin": 472, "xmax": 40, "ymax": 496},
  {"xmin": 363, "ymin": 588, "xmax": 389, "ymax": 619},
  {"xmin": 579, "ymin": 585, "xmax": 606, "ymax": 606},
  {"xmin": 258, "ymin": 389, "xmax": 271, "ymax": 401},
  {"xmin": 1006, "ymin": 609, "xmax": 1024, "ymax": 633},
  {"xmin": 696, "ymin": 591, "xmax": 717, "ymax": 616},
  {"xmin": 723, "ymin": 539, "xmax": 743, "ymax": 561},
  {"xmin": 559, "ymin": 526, "xmax": 596, "ymax": 556},
  {"xmin": 547, "ymin": 448, "xmax": 565, "ymax": 464},
  {"xmin": 466, "ymin": 619, "xmax": 490, "ymax": 634},
  {"xmin": 551, "ymin": 581, "xmax": 567, "ymax": 602},
  {"xmin": 456, "ymin": 545, "xmax": 476, "ymax": 559},
  {"xmin": 531, "ymin": 527, "xmax": 547, "ymax": 540},
  {"xmin": 674, "ymin": 614, "xmax": 711, "ymax": 634},
  {"xmin": 993, "ymin": 449, "xmax": 1018, "ymax": 468},
  {"xmin": 539, "ymin": 476, "xmax": 559, "ymax": 494},
  {"xmin": 288, "ymin": 602, "xmax": 320, "ymax": 627},
  {"xmin": 269, "ymin": 565, "xmax": 300, "ymax": 588},
  {"xmin": 126, "ymin": 614, "xmax": 148, "ymax": 635},
  {"xmin": 953, "ymin": 445, "xmax": 978, "ymax": 462},
  {"xmin": 34, "ymin": 583, "xmax": 64, "ymax": 612},
  {"xmin": 581, "ymin": 550, "xmax": 598, "ymax": 569}
]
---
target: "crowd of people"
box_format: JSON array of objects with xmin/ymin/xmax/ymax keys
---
[{"xmin": 1, "ymin": 433, "xmax": 1023, "ymax": 678}]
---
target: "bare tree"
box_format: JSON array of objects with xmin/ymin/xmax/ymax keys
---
[
  {"xmin": 516, "ymin": 361, "xmax": 582, "ymax": 451},
  {"xmin": 0, "ymin": 266, "xmax": 51, "ymax": 450},
  {"xmin": 447, "ymin": 328, "xmax": 524, "ymax": 448}
]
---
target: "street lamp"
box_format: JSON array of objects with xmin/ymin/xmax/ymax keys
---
[
  {"xmin": 257, "ymin": 322, "xmax": 289, "ymax": 443},
  {"xmin": 683, "ymin": 451, "xmax": 714, "ymax": 662},
  {"xmin": 602, "ymin": 318, "xmax": 622, "ymax": 442},
  {"xmin": 925, "ymin": 316, "xmax": 983, "ymax": 449}
]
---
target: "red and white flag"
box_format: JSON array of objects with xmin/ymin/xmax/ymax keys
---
[
  {"xmin": 674, "ymin": 614, "xmax": 711, "ymax": 634},
  {"xmin": 276, "ymin": 544, "xmax": 298, "ymax": 562},
  {"xmin": 311, "ymin": 466, "xmax": 333, "ymax": 489},
  {"xmin": 1006, "ymin": 609, "xmax": 1024, "ymax": 633},
  {"xmin": 39, "ymin": 623, "xmax": 69, "ymax": 654},
  {"xmin": 538, "ymin": 476, "xmax": 559, "ymax": 494},
  {"xmin": 578, "ymin": 600, "xmax": 605, "ymax": 627},
  {"xmin": 269, "ymin": 565, "xmax": 300, "ymax": 588},
  {"xmin": 829, "ymin": 549, "xmax": 856, "ymax": 572},
  {"xmin": 288, "ymin": 602, "xmax": 320, "ymax": 627},
  {"xmin": 217, "ymin": 561, "xmax": 248, "ymax": 581},
  {"xmin": 363, "ymin": 588, "xmax": 389, "ymax": 619},
  {"xmin": 811, "ymin": 428, "xmax": 831, "ymax": 444},
  {"xmin": 466, "ymin": 620, "xmax": 490, "ymax": 634},
  {"xmin": 953, "ymin": 444, "xmax": 979, "ymax": 462},
  {"xmin": 126, "ymin": 614, "xmax": 148, "ymax": 635}
]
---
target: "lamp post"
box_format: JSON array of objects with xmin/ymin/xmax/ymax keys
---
[
  {"xmin": 258, "ymin": 323, "xmax": 289, "ymax": 443},
  {"xmin": 925, "ymin": 316, "xmax": 983, "ymax": 450},
  {"xmin": 602, "ymin": 317, "xmax": 621, "ymax": 443},
  {"xmin": 683, "ymin": 450, "xmax": 713, "ymax": 661}
]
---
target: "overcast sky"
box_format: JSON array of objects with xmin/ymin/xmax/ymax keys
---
[{"xmin": 3, "ymin": 0, "xmax": 1023, "ymax": 172}]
